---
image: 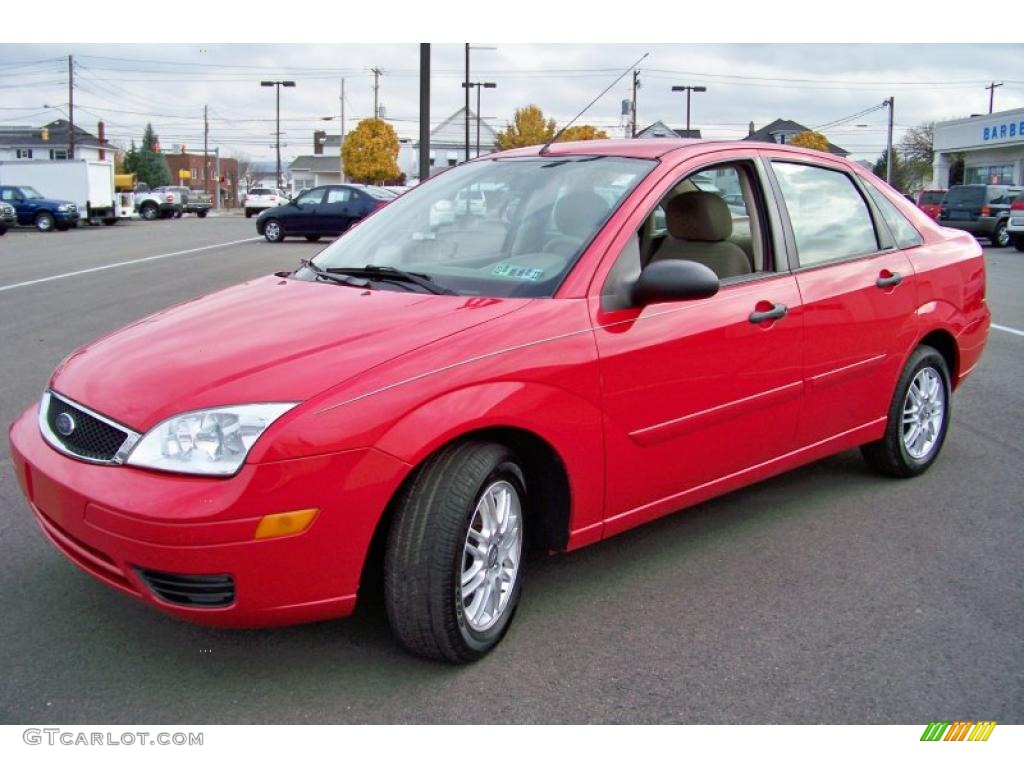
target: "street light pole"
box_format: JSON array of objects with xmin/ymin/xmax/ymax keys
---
[
  {"xmin": 463, "ymin": 45, "xmax": 496, "ymax": 163},
  {"xmin": 463, "ymin": 81, "xmax": 497, "ymax": 158},
  {"xmin": 671, "ymin": 85, "xmax": 707, "ymax": 133},
  {"xmin": 261, "ymin": 80, "xmax": 295, "ymax": 191},
  {"xmin": 884, "ymin": 96, "xmax": 895, "ymax": 186}
]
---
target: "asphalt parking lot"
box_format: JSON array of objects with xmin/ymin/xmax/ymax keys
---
[{"xmin": 0, "ymin": 217, "xmax": 1021, "ymax": 724}]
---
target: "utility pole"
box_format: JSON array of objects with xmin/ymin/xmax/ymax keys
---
[
  {"xmin": 214, "ymin": 147, "xmax": 221, "ymax": 211},
  {"xmin": 631, "ymin": 70, "xmax": 639, "ymax": 138},
  {"xmin": 986, "ymin": 81, "xmax": 1003, "ymax": 114},
  {"xmin": 203, "ymin": 105, "xmax": 209, "ymax": 195},
  {"xmin": 68, "ymin": 55, "xmax": 75, "ymax": 159},
  {"xmin": 370, "ymin": 67, "xmax": 383, "ymax": 119},
  {"xmin": 671, "ymin": 85, "xmax": 707, "ymax": 133},
  {"xmin": 884, "ymin": 96, "xmax": 894, "ymax": 186},
  {"xmin": 339, "ymin": 78, "xmax": 345, "ymax": 181},
  {"xmin": 419, "ymin": 44, "xmax": 431, "ymax": 184},
  {"xmin": 464, "ymin": 44, "xmax": 470, "ymax": 163},
  {"xmin": 463, "ymin": 82, "xmax": 497, "ymax": 158}
]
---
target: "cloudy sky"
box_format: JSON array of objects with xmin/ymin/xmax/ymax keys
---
[{"xmin": 1, "ymin": 43, "xmax": 1021, "ymax": 165}]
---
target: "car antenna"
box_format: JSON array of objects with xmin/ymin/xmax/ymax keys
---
[{"xmin": 539, "ymin": 52, "xmax": 649, "ymax": 156}]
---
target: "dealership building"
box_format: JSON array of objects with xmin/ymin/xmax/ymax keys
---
[{"xmin": 933, "ymin": 106, "xmax": 1024, "ymax": 188}]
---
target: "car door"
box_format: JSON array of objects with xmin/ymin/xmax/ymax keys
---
[
  {"xmin": 764, "ymin": 155, "xmax": 918, "ymax": 448},
  {"xmin": 288, "ymin": 187, "xmax": 326, "ymax": 234},
  {"xmin": 590, "ymin": 154, "xmax": 805, "ymax": 538},
  {"xmin": 320, "ymin": 186, "xmax": 354, "ymax": 234}
]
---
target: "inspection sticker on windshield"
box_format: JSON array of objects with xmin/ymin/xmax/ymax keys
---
[{"xmin": 492, "ymin": 263, "xmax": 544, "ymax": 281}]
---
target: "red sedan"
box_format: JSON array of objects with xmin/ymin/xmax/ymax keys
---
[{"xmin": 8, "ymin": 139, "xmax": 990, "ymax": 662}]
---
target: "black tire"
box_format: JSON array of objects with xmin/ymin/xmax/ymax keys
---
[
  {"xmin": 245, "ymin": 208, "xmax": 254, "ymax": 218},
  {"xmin": 102, "ymin": 218, "xmax": 117, "ymax": 226},
  {"xmin": 262, "ymin": 218, "xmax": 285, "ymax": 243},
  {"xmin": 991, "ymin": 221, "xmax": 1009, "ymax": 248},
  {"xmin": 197, "ymin": 211, "xmax": 208, "ymax": 219},
  {"xmin": 304, "ymin": 235, "xmax": 321, "ymax": 242},
  {"xmin": 861, "ymin": 345, "xmax": 952, "ymax": 478},
  {"xmin": 1013, "ymin": 234, "xmax": 1024, "ymax": 252},
  {"xmin": 0, "ymin": 224, "xmax": 6, "ymax": 236},
  {"xmin": 34, "ymin": 212, "xmax": 55, "ymax": 232},
  {"xmin": 140, "ymin": 203, "xmax": 159, "ymax": 221},
  {"xmin": 384, "ymin": 441, "xmax": 527, "ymax": 663},
  {"xmin": 173, "ymin": 209, "xmax": 183, "ymax": 219}
]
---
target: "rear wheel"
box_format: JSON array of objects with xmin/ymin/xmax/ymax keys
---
[
  {"xmin": 102, "ymin": 218, "xmax": 117, "ymax": 226},
  {"xmin": 197, "ymin": 211, "xmax": 208, "ymax": 219},
  {"xmin": 861, "ymin": 345, "xmax": 951, "ymax": 478},
  {"xmin": 34, "ymin": 212, "xmax": 55, "ymax": 232},
  {"xmin": 385, "ymin": 441, "xmax": 527, "ymax": 663},
  {"xmin": 140, "ymin": 202, "xmax": 159, "ymax": 221},
  {"xmin": 1013, "ymin": 234, "xmax": 1024, "ymax": 252},
  {"xmin": 245, "ymin": 208, "xmax": 254, "ymax": 218},
  {"xmin": 263, "ymin": 218, "xmax": 285, "ymax": 243},
  {"xmin": 991, "ymin": 222, "xmax": 1009, "ymax": 248},
  {"xmin": 304, "ymin": 235, "xmax": 321, "ymax": 242}
]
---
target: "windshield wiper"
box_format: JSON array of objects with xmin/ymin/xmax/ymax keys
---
[
  {"xmin": 298, "ymin": 259, "xmax": 371, "ymax": 289},
  {"xmin": 324, "ymin": 265, "xmax": 458, "ymax": 296}
]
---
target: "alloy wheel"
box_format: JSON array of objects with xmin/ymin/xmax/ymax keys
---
[
  {"xmin": 460, "ymin": 480, "xmax": 523, "ymax": 632},
  {"xmin": 901, "ymin": 366, "xmax": 946, "ymax": 460}
]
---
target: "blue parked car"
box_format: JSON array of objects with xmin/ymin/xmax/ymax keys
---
[{"xmin": 0, "ymin": 184, "xmax": 81, "ymax": 232}]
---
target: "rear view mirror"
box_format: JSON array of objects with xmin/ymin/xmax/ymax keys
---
[{"xmin": 632, "ymin": 260, "xmax": 720, "ymax": 306}]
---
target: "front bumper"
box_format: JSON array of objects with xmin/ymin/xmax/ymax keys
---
[
  {"xmin": 55, "ymin": 209, "xmax": 80, "ymax": 223},
  {"xmin": 8, "ymin": 404, "xmax": 409, "ymax": 627}
]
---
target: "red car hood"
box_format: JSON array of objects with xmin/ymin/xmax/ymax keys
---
[{"xmin": 50, "ymin": 275, "xmax": 526, "ymax": 430}]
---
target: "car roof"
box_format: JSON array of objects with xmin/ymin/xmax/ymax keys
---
[{"xmin": 486, "ymin": 138, "xmax": 850, "ymax": 163}]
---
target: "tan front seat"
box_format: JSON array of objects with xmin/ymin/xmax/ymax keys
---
[
  {"xmin": 543, "ymin": 191, "xmax": 610, "ymax": 257},
  {"xmin": 651, "ymin": 191, "xmax": 752, "ymax": 278}
]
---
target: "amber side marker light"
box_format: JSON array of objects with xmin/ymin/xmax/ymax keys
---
[{"xmin": 254, "ymin": 509, "xmax": 319, "ymax": 540}]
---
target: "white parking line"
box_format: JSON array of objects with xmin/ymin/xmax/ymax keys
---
[
  {"xmin": 0, "ymin": 237, "xmax": 262, "ymax": 293},
  {"xmin": 992, "ymin": 323, "xmax": 1024, "ymax": 338}
]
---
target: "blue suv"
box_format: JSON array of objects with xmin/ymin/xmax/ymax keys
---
[{"xmin": 0, "ymin": 185, "xmax": 81, "ymax": 232}]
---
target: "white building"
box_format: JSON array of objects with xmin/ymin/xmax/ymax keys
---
[
  {"xmin": 933, "ymin": 107, "xmax": 1024, "ymax": 188},
  {"xmin": 288, "ymin": 155, "xmax": 343, "ymax": 194},
  {"xmin": 0, "ymin": 120, "xmax": 114, "ymax": 162},
  {"xmin": 398, "ymin": 107, "xmax": 499, "ymax": 182}
]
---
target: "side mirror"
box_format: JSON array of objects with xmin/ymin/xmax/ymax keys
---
[{"xmin": 632, "ymin": 260, "xmax": 720, "ymax": 306}]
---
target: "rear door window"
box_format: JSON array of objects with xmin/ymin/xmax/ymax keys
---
[
  {"xmin": 864, "ymin": 184, "xmax": 924, "ymax": 250},
  {"xmin": 771, "ymin": 162, "xmax": 879, "ymax": 267}
]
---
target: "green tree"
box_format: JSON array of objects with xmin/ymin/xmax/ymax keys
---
[
  {"xmin": 789, "ymin": 130, "xmax": 831, "ymax": 152},
  {"xmin": 123, "ymin": 124, "xmax": 170, "ymax": 188},
  {"xmin": 343, "ymin": 118, "xmax": 400, "ymax": 183},
  {"xmin": 496, "ymin": 105, "xmax": 556, "ymax": 150},
  {"xmin": 873, "ymin": 148, "xmax": 912, "ymax": 193}
]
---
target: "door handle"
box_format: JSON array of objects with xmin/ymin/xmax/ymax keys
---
[
  {"xmin": 749, "ymin": 303, "xmax": 788, "ymax": 324},
  {"xmin": 876, "ymin": 271, "xmax": 903, "ymax": 288}
]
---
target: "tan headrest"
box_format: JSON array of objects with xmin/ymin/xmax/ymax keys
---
[
  {"xmin": 666, "ymin": 191, "xmax": 733, "ymax": 242},
  {"xmin": 554, "ymin": 191, "xmax": 610, "ymax": 238}
]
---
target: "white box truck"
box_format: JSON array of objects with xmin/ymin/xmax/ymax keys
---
[{"xmin": 0, "ymin": 159, "xmax": 119, "ymax": 225}]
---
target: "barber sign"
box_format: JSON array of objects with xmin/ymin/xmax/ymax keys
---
[{"xmin": 982, "ymin": 119, "xmax": 1024, "ymax": 142}]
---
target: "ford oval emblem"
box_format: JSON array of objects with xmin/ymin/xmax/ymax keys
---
[{"xmin": 54, "ymin": 412, "xmax": 76, "ymax": 437}]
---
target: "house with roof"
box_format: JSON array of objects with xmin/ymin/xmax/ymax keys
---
[
  {"xmin": 743, "ymin": 119, "xmax": 848, "ymax": 156},
  {"xmin": 399, "ymin": 107, "xmax": 499, "ymax": 182},
  {"xmin": 635, "ymin": 121, "xmax": 702, "ymax": 140},
  {"xmin": 0, "ymin": 120, "xmax": 115, "ymax": 162},
  {"xmin": 288, "ymin": 154, "xmax": 343, "ymax": 194}
]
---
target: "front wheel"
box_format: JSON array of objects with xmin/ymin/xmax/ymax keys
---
[
  {"xmin": 385, "ymin": 441, "xmax": 527, "ymax": 663},
  {"xmin": 263, "ymin": 219, "xmax": 285, "ymax": 242},
  {"xmin": 35, "ymin": 212, "xmax": 55, "ymax": 232},
  {"xmin": 140, "ymin": 203, "xmax": 159, "ymax": 221},
  {"xmin": 861, "ymin": 345, "xmax": 951, "ymax": 478},
  {"xmin": 991, "ymin": 222, "xmax": 1009, "ymax": 248}
]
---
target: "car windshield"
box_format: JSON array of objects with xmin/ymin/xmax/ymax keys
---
[
  {"xmin": 20, "ymin": 187, "xmax": 43, "ymax": 199},
  {"xmin": 305, "ymin": 155, "xmax": 656, "ymax": 298}
]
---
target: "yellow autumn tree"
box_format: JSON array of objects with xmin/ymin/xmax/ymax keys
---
[
  {"xmin": 557, "ymin": 125, "xmax": 609, "ymax": 142},
  {"xmin": 495, "ymin": 105, "xmax": 556, "ymax": 150},
  {"xmin": 789, "ymin": 130, "xmax": 831, "ymax": 152},
  {"xmin": 343, "ymin": 118, "xmax": 400, "ymax": 183}
]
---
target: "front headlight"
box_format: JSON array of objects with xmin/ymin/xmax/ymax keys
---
[
  {"xmin": 57, "ymin": 204, "xmax": 69, "ymax": 212},
  {"xmin": 125, "ymin": 403, "xmax": 298, "ymax": 476}
]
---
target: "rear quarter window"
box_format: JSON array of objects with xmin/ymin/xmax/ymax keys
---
[{"xmin": 864, "ymin": 183, "xmax": 924, "ymax": 249}]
